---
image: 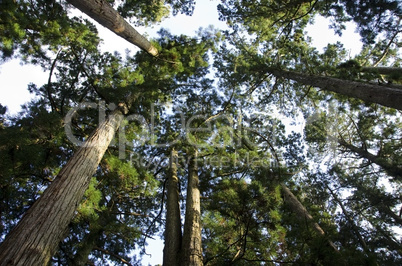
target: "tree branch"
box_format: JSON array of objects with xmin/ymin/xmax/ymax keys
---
[{"xmin": 94, "ymin": 247, "xmax": 132, "ymax": 265}]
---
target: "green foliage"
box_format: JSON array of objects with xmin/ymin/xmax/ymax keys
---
[
  {"xmin": 115, "ymin": 0, "xmax": 195, "ymax": 26},
  {"xmin": 0, "ymin": 101, "xmax": 67, "ymax": 237},
  {"xmin": 105, "ymin": 156, "xmax": 140, "ymax": 188},
  {"xmin": 304, "ymin": 103, "xmax": 402, "ymax": 264},
  {"xmin": 1, "ymin": 0, "xmax": 401, "ymax": 264},
  {"xmin": 74, "ymin": 178, "xmax": 105, "ymax": 223},
  {"xmin": 0, "ymin": 0, "xmax": 100, "ymax": 64},
  {"xmin": 218, "ymin": 0, "xmax": 316, "ymax": 38},
  {"xmin": 320, "ymin": 0, "xmax": 402, "ymax": 44},
  {"xmin": 203, "ymin": 178, "xmax": 286, "ymax": 264}
]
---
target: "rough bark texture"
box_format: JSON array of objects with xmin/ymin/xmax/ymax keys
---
[
  {"xmin": 67, "ymin": 0, "xmax": 158, "ymax": 56},
  {"xmin": 181, "ymin": 152, "xmax": 203, "ymax": 265},
  {"xmin": 163, "ymin": 149, "xmax": 182, "ymax": 266},
  {"xmin": 280, "ymin": 183, "xmax": 339, "ymax": 253},
  {"xmin": 0, "ymin": 109, "xmax": 124, "ymax": 266},
  {"xmin": 266, "ymin": 67, "xmax": 402, "ymax": 110}
]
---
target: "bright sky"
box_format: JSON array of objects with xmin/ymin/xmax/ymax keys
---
[
  {"xmin": 0, "ymin": 1, "xmax": 362, "ymax": 265},
  {"xmin": 0, "ymin": 61, "xmax": 48, "ymax": 115},
  {"xmin": 0, "ymin": 1, "xmax": 361, "ymax": 116}
]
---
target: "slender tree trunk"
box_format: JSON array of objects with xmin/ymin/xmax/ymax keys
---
[
  {"xmin": 72, "ymin": 227, "xmax": 103, "ymax": 266},
  {"xmin": 0, "ymin": 109, "xmax": 124, "ymax": 266},
  {"xmin": 377, "ymin": 203, "xmax": 402, "ymax": 226},
  {"xmin": 325, "ymin": 184, "xmax": 380, "ymax": 265},
  {"xmin": 361, "ymin": 66, "xmax": 402, "ymax": 76},
  {"xmin": 372, "ymin": 224, "xmax": 402, "ymax": 256},
  {"xmin": 333, "ymin": 137, "xmax": 402, "ymax": 225},
  {"xmin": 163, "ymin": 149, "xmax": 182, "ymax": 266},
  {"xmin": 325, "ymin": 184, "xmax": 370, "ymax": 252},
  {"xmin": 336, "ymin": 138, "xmax": 402, "ymax": 180},
  {"xmin": 266, "ymin": 67, "xmax": 402, "ymax": 110},
  {"xmin": 280, "ymin": 183, "xmax": 340, "ymax": 254},
  {"xmin": 66, "ymin": 0, "xmax": 158, "ymax": 56},
  {"xmin": 181, "ymin": 151, "xmax": 203, "ymax": 265}
]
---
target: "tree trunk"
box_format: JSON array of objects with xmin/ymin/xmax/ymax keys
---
[
  {"xmin": 181, "ymin": 151, "xmax": 203, "ymax": 265},
  {"xmin": 325, "ymin": 184, "xmax": 370, "ymax": 252},
  {"xmin": 325, "ymin": 184, "xmax": 380, "ymax": 265},
  {"xmin": 66, "ymin": 0, "xmax": 158, "ymax": 56},
  {"xmin": 0, "ymin": 109, "xmax": 124, "ymax": 266},
  {"xmin": 266, "ymin": 67, "xmax": 402, "ymax": 110},
  {"xmin": 336, "ymin": 138, "xmax": 402, "ymax": 180},
  {"xmin": 280, "ymin": 183, "xmax": 340, "ymax": 254},
  {"xmin": 163, "ymin": 149, "xmax": 182, "ymax": 266},
  {"xmin": 72, "ymin": 226, "xmax": 103, "ymax": 266},
  {"xmin": 361, "ymin": 66, "xmax": 402, "ymax": 76}
]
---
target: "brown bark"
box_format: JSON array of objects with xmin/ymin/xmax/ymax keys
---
[
  {"xmin": 163, "ymin": 149, "xmax": 182, "ymax": 266},
  {"xmin": 67, "ymin": 0, "xmax": 158, "ymax": 56},
  {"xmin": 280, "ymin": 183, "xmax": 340, "ymax": 254},
  {"xmin": 0, "ymin": 109, "xmax": 124, "ymax": 266},
  {"xmin": 266, "ymin": 67, "xmax": 402, "ymax": 110},
  {"xmin": 181, "ymin": 151, "xmax": 203, "ymax": 265}
]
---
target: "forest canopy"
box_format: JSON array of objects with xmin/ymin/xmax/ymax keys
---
[{"xmin": 0, "ymin": 0, "xmax": 401, "ymax": 265}]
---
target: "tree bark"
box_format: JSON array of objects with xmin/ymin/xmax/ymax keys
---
[
  {"xmin": 0, "ymin": 109, "xmax": 124, "ymax": 266},
  {"xmin": 325, "ymin": 184, "xmax": 380, "ymax": 265},
  {"xmin": 66, "ymin": 0, "xmax": 159, "ymax": 56},
  {"xmin": 325, "ymin": 184, "xmax": 370, "ymax": 252},
  {"xmin": 181, "ymin": 151, "xmax": 203, "ymax": 265},
  {"xmin": 266, "ymin": 67, "xmax": 402, "ymax": 110},
  {"xmin": 163, "ymin": 149, "xmax": 182, "ymax": 266},
  {"xmin": 337, "ymin": 138, "xmax": 402, "ymax": 180},
  {"xmin": 280, "ymin": 183, "xmax": 340, "ymax": 254},
  {"xmin": 361, "ymin": 66, "xmax": 402, "ymax": 76},
  {"xmin": 72, "ymin": 226, "xmax": 103, "ymax": 266}
]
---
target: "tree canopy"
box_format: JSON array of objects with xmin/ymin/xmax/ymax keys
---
[{"xmin": 0, "ymin": 0, "xmax": 401, "ymax": 265}]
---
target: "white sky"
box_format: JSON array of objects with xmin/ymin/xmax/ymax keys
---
[{"xmin": 0, "ymin": 1, "xmax": 362, "ymax": 265}]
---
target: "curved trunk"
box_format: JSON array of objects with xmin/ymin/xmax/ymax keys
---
[
  {"xmin": 266, "ymin": 67, "xmax": 402, "ymax": 110},
  {"xmin": 67, "ymin": 0, "xmax": 158, "ymax": 56},
  {"xmin": 0, "ymin": 109, "xmax": 124, "ymax": 266},
  {"xmin": 163, "ymin": 149, "xmax": 182, "ymax": 266},
  {"xmin": 181, "ymin": 151, "xmax": 203, "ymax": 265}
]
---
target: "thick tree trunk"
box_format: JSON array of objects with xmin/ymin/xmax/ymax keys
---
[
  {"xmin": 163, "ymin": 149, "xmax": 182, "ymax": 266},
  {"xmin": 266, "ymin": 67, "xmax": 402, "ymax": 110},
  {"xmin": 67, "ymin": 0, "xmax": 158, "ymax": 56},
  {"xmin": 0, "ymin": 109, "xmax": 124, "ymax": 266},
  {"xmin": 181, "ymin": 151, "xmax": 203, "ymax": 265},
  {"xmin": 280, "ymin": 183, "xmax": 339, "ymax": 254}
]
